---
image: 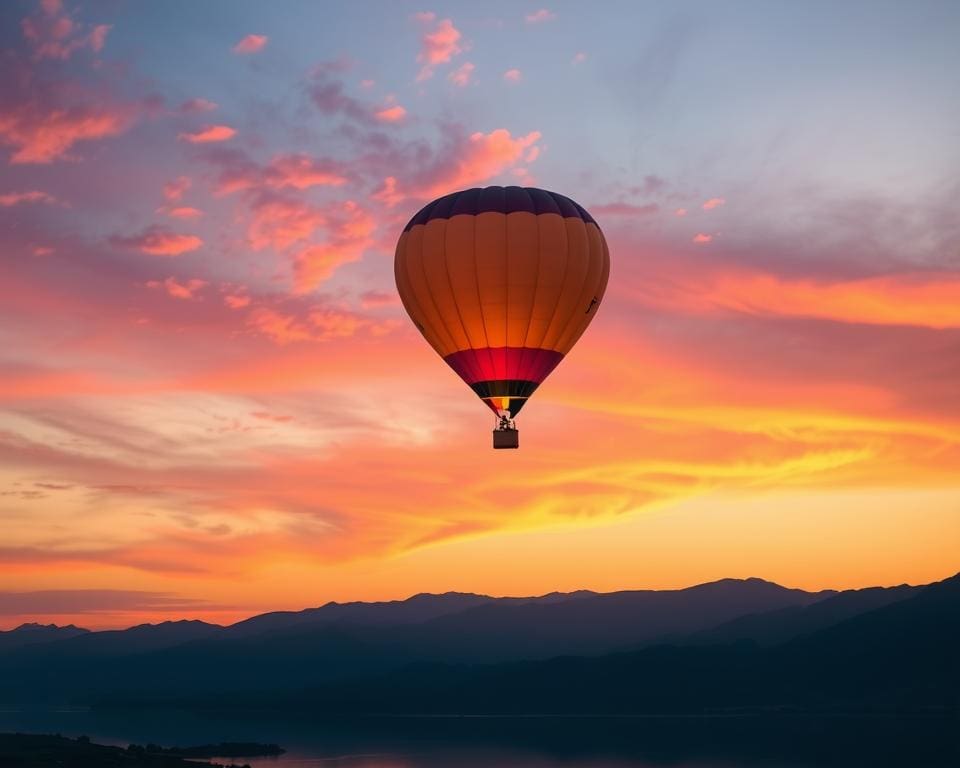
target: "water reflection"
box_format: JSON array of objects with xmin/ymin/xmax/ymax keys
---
[{"xmin": 0, "ymin": 709, "xmax": 956, "ymax": 767}]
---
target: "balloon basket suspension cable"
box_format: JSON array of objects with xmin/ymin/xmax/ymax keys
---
[{"xmin": 492, "ymin": 413, "xmax": 519, "ymax": 450}]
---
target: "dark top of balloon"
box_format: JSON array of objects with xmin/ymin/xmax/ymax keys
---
[{"xmin": 402, "ymin": 186, "xmax": 599, "ymax": 233}]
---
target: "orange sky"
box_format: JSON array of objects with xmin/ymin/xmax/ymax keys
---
[{"xmin": 1, "ymin": 1, "xmax": 958, "ymax": 629}]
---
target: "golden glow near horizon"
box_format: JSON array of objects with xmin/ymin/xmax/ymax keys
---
[{"xmin": 1, "ymin": 1, "xmax": 959, "ymax": 629}]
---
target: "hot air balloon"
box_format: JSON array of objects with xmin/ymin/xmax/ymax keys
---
[{"xmin": 394, "ymin": 186, "xmax": 609, "ymax": 449}]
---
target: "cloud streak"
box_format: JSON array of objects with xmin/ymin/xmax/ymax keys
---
[
  {"xmin": 636, "ymin": 267, "xmax": 960, "ymax": 330},
  {"xmin": 0, "ymin": 589, "xmax": 215, "ymax": 617},
  {"xmin": 179, "ymin": 125, "xmax": 236, "ymax": 143},
  {"xmin": 0, "ymin": 190, "xmax": 58, "ymax": 207},
  {"xmin": 232, "ymin": 34, "xmax": 268, "ymax": 54},
  {"xmin": 111, "ymin": 226, "xmax": 203, "ymax": 255}
]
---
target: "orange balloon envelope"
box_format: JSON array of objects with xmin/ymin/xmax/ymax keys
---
[{"xmin": 394, "ymin": 186, "xmax": 609, "ymax": 446}]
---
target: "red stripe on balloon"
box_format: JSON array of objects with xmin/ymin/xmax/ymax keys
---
[{"xmin": 443, "ymin": 347, "xmax": 564, "ymax": 385}]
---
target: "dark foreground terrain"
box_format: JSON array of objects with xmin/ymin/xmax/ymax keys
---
[
  {"xmin": 1, "ymin": 714, "xmax": 957, "ymax": 768},
  {"xmin": 0, "ymin": 733, "xmax": 282, "ymax": 768}
]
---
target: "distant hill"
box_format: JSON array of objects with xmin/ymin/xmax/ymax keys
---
[
  {"xmin": 224, "ymin": 591, "xmax": 497, "ymax": 638},
  {"xmin": 0, "ymin": 623, "xmax": 89, "ymax": 652},
  {"xmin": 378, "ymin": 577, "xmax": 835, "ymax": 662},
  {"xmin": 686, "ymin": 583, "xmax": 919, "ymax": 647},
  {"xmin": 182, "ymin": 571, "xmax": 958, "ymax": 715},
  {"xmin": 2, "ymin": 573, "xmax": 954, "ymax": 714},
  {"xmin": 10, "ymin": 620, "xmax": 224, "ymax": 659},
  {"xmin": 0, "ymin": 577, "xmax": 831, "ymax": 704}
]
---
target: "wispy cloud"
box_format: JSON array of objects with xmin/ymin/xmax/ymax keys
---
[
  {"xmin": 0, "ymin": 589, "xmax": 216, "ymax": 617},
  {"xmin": 448, "ymin": 62, "xmax": 475, "ymax": 87},
  {"xmin": 21, "ymin": 0, "xmax": 111, "ymax": 61},
  {"xmin": 146, "ymin": 277, "xmax": 208, "ymax": 299},
  {"xmin": 374, "ymin": 104, "xmax": 407, "ymax": 123},
  {"xmin": 111, "ymin": 226, "xmax": 203, "ymax": 255},
  {"xmin": 525, "ymin": 9, "xmax": 556, "ymax": 23},
  {"xmin": 178, "ymin": 125, "xmax": 236, "ymax": 143},
  {"xmin": 415, "ymin": 14, "xmax": 463, "ymax": 81},
  {"xmin": 0, "ymin": 190, "xmax": 58, "ymax": 207},
  {"xmin": 232, "ymin": 34, "xmax": 268, "ymax": 54}
]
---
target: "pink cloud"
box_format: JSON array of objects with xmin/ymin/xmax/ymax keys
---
[
  {"xmin": 247, "ymin": 196, "xmax": 328, "ymax": 251},
  {"xmin": 245, "ymin": 305, "xmax": 388, "ymax": 344},
  {"xmin": 263, "ymin": 153, "xmax": 349, "ymax": 190},
  {"xmin": 364, "ymin": 126, "xmax": 546, "ymax": 206},
  {"xmin": 201, "ymin": 148, "xmax": 365, "ymax": 290},
  {"xmin": 246, "ymin": 303, "xmax": 396, "ymax": 345},
  {"xmin": 208, "ymin": 149, "xmax": 348, "ymax": 197},
  {"xmin": 503, "ymin": 68, "xmax": 522, "ymax": 82},
  {"xmin": 232, "ymin": 34, "xmax": 268, "ymax": 54},
  {"xmin": 360, "ymin": 290, "xmax": 400, "ymax": 309},
  {"xmin": 89, "ymin": 23, "xmax": 109, "ymax": 51},
  {"xmin": 414, "ymin": 128, "xmax": 542, "ymax": 198},
  {"xmin": 448, "ymin": 62, "xmax": 475, "ymax": 87},
  {"xmin": 224, "ymin": 294, "xmax": 251, "ymax": 309},
  {"xmin": 163, "ymin": 176, "xmax": 191, "ymax": 201},
  {"xmin": 21, "ymin": 0, "xmax": 111, "ymax": 61},
  {"xmin": 375, "ymin": 104, "xmax": 407, "ymax": 123},
  {"xmin": 147, "ymin": 277, "xmax": 208, "ymax": 300},
  {"xmin": 635, "ymin": 265, "xmax": 960, "ymax": 331},
  {"xmin": 308, "ymin": 307, "xmax": 364, "ymax": 338},
  {"xmin": 111, "ymin": 226, "xmax": 203, "ymax": 256},
  {"xmin": 359, "ymin": 79, "xmax": 375, "ymax": 89},
  {"xmin": 179, "ymin": 98, "xmax": 218, "ymax": 114},
  {"xmin": 372, "ymin": 176, "xmax": 404, "ymax": 207},
  {"xmin": 163, "ymin": 206, "xmax": 203, "ymax": 219},
  {"xmin": 293, "ymin": 244, "xmax": 357, "ymax": 291},
  {"xmin": 293, "ymin": 200, "xmax": 376, "ymax": 292},
  {"xmin": 572, "ymin": 52, "xmax": 587, "ymax": 65},
  {"xmin": 178, "ymin": 125, "xmax": 236, "ymax": 143},
  {"xmin": 0, "ymin": 100, "xmax": 138, "ymax": 164},
  {"xmin": 247, "ymin": 307, "xmax": 314, "ymax": 344},
  {"xmin": 590, "ymin": 202, "xmax": 659, "ymax": 217},
  {"xmin": 0, "ymin": 190, "xmax": 57, "ymax": 207},
  {"xmin": 693, "ymin": 233, "xmax": 713, "ymax": 243},
  {"xmin": 416, "ymin": 17, "xmax": 463, "ymax": 80},
  {"xmin": 703, "ymin": 197, "xmax": 726, "ymax": 210},
  {"xmin": 525, "ymin": 8, "xmax": 556, "ymax": 23},
  {"xmin": 675, "ymin": 208, "xmax": 687, "ymax": 216}
]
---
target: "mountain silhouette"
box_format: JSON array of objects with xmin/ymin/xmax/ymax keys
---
[
  {"xmin": 165, "ymin": 571, "xmax": 954, "ymax": 715},
  {"xmin": 375, "ymin": 577, "xmax": 834, "ymax": 662},
  {"xmin": 223, "ymin": 591, "xmax": 496, "ymax": 638},
  {"xmin": 686, "ymin": 583, "xmax": 919, "ymax": 647},
  {"xmin": 15, "ymin": 620, "xmax": 224, "ymax": 658},
  {"xmin": 307, "ymin": 570, "xmax": 960, "ymax": 714},
  {"xmin": 0, "ymin": 577, "xmax": 830, "ymax": 705},
  {"xmin": 0, "ymin": 622, "xmax": 89, "ymax": 652},
  {"xmin": 1, "ymin": 573, "xmax": 955, "ymax": 714}
]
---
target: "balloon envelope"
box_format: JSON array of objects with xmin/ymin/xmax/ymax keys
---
[{"xmin": 395, "ymin": 186, "xmax": 609, "ymax": 418}]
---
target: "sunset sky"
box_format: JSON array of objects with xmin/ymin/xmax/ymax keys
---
[{"xmin": 1, "ymin": 0, "xmax": 959, "ymax": 630}]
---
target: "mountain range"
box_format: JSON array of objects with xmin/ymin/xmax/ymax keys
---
[{"xmin": 1, "ymin": 573, "xmax": 955, "ymax": 714}]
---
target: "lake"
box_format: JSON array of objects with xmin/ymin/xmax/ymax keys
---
[{"xmin": 0, "ymin": 708, "xmax": 956, "ymax": 767}]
